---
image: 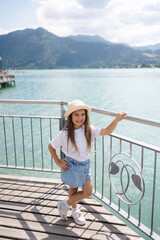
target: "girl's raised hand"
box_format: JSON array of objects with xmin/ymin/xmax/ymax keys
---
[
  {"xmin": 58, "ymin": 158, "xmax": 70, "ymax": 170},
  {"xmin": 116, "ymin": 112, "xmax": 127, "ymax": 122}
]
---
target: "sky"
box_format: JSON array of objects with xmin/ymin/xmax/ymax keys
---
[{"xmin": 0, "ymin": 0, "xmax": 160, "ymax": 47}]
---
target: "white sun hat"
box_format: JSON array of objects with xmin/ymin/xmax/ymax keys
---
[{"xmin": 64, "ymin": 100, "xmax": 91, "ymax": 119}]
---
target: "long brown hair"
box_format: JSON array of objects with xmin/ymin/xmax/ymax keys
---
[{"xmin": 64, "ymin": 110, "xmax": 91, "ymax": 152}]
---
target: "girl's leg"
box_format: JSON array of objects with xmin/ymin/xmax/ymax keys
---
[
  {"xmin": 57, "ymin": 186, "xmax": 78, "ymax": 221},
  {"xmin": 67, "ymin": 180, "xmax": 92, "ymax": 206},
  {"xmin": 69, "ymin": 187, "xmax": 78, "ymax": 209},
  {"xmin": 57, "ymin": 181, "xmax": 92, "ymax": 224}
]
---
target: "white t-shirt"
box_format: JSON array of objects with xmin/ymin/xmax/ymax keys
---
[{"xmin": 50, "ymin": 125, "xmax": 101, "ymax": 162}]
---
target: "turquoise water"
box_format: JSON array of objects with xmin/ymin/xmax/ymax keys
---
[
  {"xmin": 0, "ymin": 68, "xmax": 160, "ymax": 145},
  {"xmin": 0, "ymin": 68, "xmax": 160, "ymax": 238}
]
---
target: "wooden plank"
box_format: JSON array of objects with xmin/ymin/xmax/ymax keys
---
[
  {"xmin": 81, "ymin": 229, "xmax": 144, "ymax": 240},
  {"xmin": 0, "ymin": 191, "xmax": 101, "ymax": 209},
  {"xmin": 0, "ymin": 196, "xmax": 113, "ymax": 218},
  {"xmin": 0, "ymin": 216, "xmax": 85, "ymax": 238},
  {"xmin": 0, "ymin": 175, "xmax": 62, "ymax": 185},
  {"xmin": 0, "ymin": 201, "xmax": 110, "ymax": 221},
  {"xmin": 0, "ymin": 200, "xmax": 28, "ymax": 211},
  {"xmin": 0, "ymin": 226, "xmax": 78, "ymax": 240}
]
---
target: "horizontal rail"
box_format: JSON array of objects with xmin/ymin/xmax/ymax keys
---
[
  {"xmin": 0, "ymin": 99, "xmax": 68, "ymax": 105},
  {"xmin": 91, "ymin": 107, "xmax": 160, "ymax": 128},
  {"xmin": 0, "ymin": 165, "xmax": 60, "ymax": 173},
  {"xmin": 0, "ymin": 114, "xmax": 60, "ymax": 120},
  {"xmin": 0, "ymin": 99, "xmax": 160, "ymax": 128},
  {"xmin": 112, "ymin": 133, "xmax": 160, "ymax": 153}
]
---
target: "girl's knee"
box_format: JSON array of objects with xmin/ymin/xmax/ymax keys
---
[
  {"xmin": 83, "ymin": 188, "xmax": 92, "ymax": 198},
  {"xmin": 84, "ymin": 191, "xmax": 92, "ymax": 198},
  {"xmin": 83, "ymin": 180, "xmax": 92, "ymax": 198},
  {"xmin": 87, "ymin": 191, "xmax": 92, "ymax": 198}
]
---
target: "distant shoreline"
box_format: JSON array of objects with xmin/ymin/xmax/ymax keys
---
[{"xmin": 5, "ymin": 64, "xmax": 160, "ymax": 71}]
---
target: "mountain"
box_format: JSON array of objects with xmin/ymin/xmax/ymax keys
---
[
  {"xmin": 134, "ymin": 43, "xmax": 160, "ymax": 51},
  {"xmin": 0, "ymin": 27, "xmax": 160, "ymax": 69},
  {"xmin": 68, "ymin": 34, "xmax": 113, "ymax": 45}
]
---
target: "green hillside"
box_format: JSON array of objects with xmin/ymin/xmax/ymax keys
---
[{"xmin": 0, "ymin": 27, "xmax": 159, "ymax": 69}]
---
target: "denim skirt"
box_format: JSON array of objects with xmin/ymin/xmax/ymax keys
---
[{"xmin": 61, "ymin": 156, "xmax": 91, "ymax": 188}]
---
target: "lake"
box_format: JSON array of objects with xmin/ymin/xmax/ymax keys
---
[{"xmin": 0, "ymin": 68, "xmax": 160, "ymax": 146}]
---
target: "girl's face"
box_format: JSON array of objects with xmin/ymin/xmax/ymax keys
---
[{"xmin": 72, "ymin": 109, "xmax": 86, "ymax": 129}]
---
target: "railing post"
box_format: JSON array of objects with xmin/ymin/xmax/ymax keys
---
[
  {"xmin": 60, "ymin": 103, "xmax": 66, "ymax": 130},
  {"xmin": 60, "ymin": 103, "xmax": 66, "ymax": 159}
]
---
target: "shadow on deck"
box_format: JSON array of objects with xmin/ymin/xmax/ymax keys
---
[{"xmin": 0, "ymin": 175, "xmax": 144, "ymax": 240}]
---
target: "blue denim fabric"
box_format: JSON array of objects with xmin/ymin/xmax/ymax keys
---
[{"xmin": 61, "ymin": 156, "xmax": 91, "ymax": 188}]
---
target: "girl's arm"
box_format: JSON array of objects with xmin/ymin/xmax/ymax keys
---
[
  {"xmin": 100, "ymin": 112, "xmax": 127, "ymax": 136},
  {"xmin": 48, "ymin": 144, "xmax": 69, "ymax": 170}
]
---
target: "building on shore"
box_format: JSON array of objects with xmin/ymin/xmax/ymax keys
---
[
  {"xmin": 0, "ymin": 57, "xmax": 15, "ymax": 88},
  {"xmin": 0, "ymin": 71, "xmax": 15, "ymax": 88}
]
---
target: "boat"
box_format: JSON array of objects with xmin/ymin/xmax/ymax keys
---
[
  {"xmin": 0, "ymin": 71, "xmax": 15, "ymax": 88},
  {"xmin": 0, "ymin": 57, "xmax": 15, "ymax": 88}
]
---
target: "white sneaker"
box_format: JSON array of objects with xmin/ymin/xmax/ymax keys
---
[
  {"xmin": 57, "ymin": 200, "xmax": 69, "ymax": 220},
  {"xmin": 72, "ymin": 208, "xmax": 86, "ymax": 225}
]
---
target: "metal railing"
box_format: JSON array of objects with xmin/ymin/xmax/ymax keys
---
[{"xmin": 0, "ymin": 99, "xmax": 160, "ymax": 240}]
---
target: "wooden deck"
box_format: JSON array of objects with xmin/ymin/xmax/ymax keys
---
[{"xmin": 0, "ymin": 175, "xmax": 144, "ymax": 240}]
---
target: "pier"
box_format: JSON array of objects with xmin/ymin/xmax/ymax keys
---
[
  {"xmin": 0, "ymin": 100, "xmax": 160, "ymax": 240},
  {"xmin": 0, "ymin": 72, "xmax": 15, "ymax": 88},
  {"xmin": 0, "ymin": 175, "xmax": 143, "ymax": 240}
]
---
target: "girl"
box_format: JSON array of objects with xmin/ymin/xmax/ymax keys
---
[{"xmin": 48, "ymin": 100, "xmax": 126, "ymax": 225}]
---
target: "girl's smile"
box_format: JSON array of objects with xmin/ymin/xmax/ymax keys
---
[{"xmin": 72, "ymin": 109, "xmax": 86, "ymax": 129}]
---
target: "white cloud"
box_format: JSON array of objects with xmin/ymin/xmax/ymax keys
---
[
  {"xmin": 108, "ymin": 0, "xmax": 160, "ymax": 45},
  {"xmin": 0, "ymin": 28, "xmax": 9, "ymax": 35},
  {"xmin": 78, "ymin": 0, "xmax": 111, "ymax": 9},
  {"xmin": 1, "ymin": 0, "xmax": 159, "ymax": 46},
  {"xmin": 30, "ymin": 0, "xmax": 160, "ymax": 45},
  {"xmin": 36, "ymin": 0, "xmax": 110, "ymax": 36},
  {"xmin": 143, "ymin": 2, "xmax": 160, "ymax": 12}
]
